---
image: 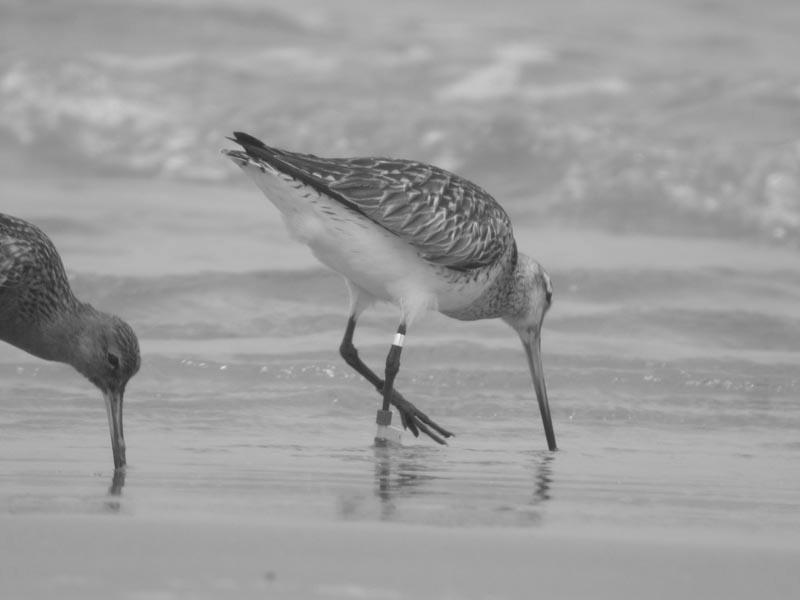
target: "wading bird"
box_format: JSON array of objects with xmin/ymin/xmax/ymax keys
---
[
  {"xmin": 224, "ymin": 132, "xmax": 555, "ymax": 450},
  {"xmin": 0, "ymin": 213, "xmax": 140, "ymax": 469}
]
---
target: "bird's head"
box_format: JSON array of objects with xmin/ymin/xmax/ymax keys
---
[
  {"xmin": 502, "ymin": 253, "xmax": 556, "ymax": 451},
  {"xmin": 502, "ymin": 254, "xmax": 553, "ymax": 334},
  {"xmin": 71, "ymin": 310, "xmax": 140, "ymax": 470}
]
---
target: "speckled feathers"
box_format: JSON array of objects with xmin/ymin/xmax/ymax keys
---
[
  {"xmin": 227, "ymin": 131, "xmax": 514, "ymax": 272},
  {"xmin": 0, "ymin": 212, "xmax": 140, "ymax": 390},
  {"xmin": 0, "ymin": 214, "xmax": 75, "ymax": 325}
]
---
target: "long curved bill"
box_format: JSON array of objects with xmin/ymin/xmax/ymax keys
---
[
  {"xmin": 522, "ymin": 333, "xmax": 557, "ymax": 451},
  {"xmin": 102, "ymin": 389, "xmax": 127, "ymax": 470}
]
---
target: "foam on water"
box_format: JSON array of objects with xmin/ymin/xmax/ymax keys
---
[{"xmin": 2, "ymin": 0, "xmax": 800, "ymax": 244}]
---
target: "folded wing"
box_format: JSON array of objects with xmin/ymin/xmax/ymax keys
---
[{"xmin": 230, "ymin": 132, "xmax": 514, "ymax": 271}]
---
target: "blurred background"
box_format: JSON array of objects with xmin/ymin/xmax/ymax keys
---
[
  {"xmin": 1, "ymin": 0, "xmax": 799, "ymax": 568},
  {"xmin": 2, "ymin": 0, "xmax": 800, "ymax": 244}
]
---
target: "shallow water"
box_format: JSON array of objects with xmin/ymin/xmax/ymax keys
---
[
  {"xmin": 2, "ymin": 179, "xmax": 798, "ymax": 539},
  {"xmin": 1, "ymin": 0, "xmax": 800, "ymax": 597}
]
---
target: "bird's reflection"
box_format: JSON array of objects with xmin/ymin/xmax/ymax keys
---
[
  {"xmin": 529, "ymin": 451, "xmax": 554, "ymax": 505},
  {"xmin": 370, "ymin": 444, "xmax": 556, "ymax": 525},
  {"xmin": 373, "ymin": 444, "xmax": 435, "ymax": 520}
]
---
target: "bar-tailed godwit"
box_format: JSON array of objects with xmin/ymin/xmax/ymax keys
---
[
  {"xmin": 224, "ymin": 132, "xmax": 555, "ymax": 450},
  {"xmin": 0, "ymin": 213, "xmax": 140, "ymax": 469}
]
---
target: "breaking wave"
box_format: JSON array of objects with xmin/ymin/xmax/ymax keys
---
[{"xmin": 1, "ymin": 0, "xmax": 799, "ymax": 246}]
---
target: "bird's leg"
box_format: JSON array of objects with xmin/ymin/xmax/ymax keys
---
[
  {"xmin": 339, "ymin": 315, "xmax": 385, "ymax": 391},
  {"xmin": 338, "ymin": 316, "xmax": 453, "ymax": 444},
  {"xmin": 381, "ymin": 322, "xmax": 407, "ymax": 413}
]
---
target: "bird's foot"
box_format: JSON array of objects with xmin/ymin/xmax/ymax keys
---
[
  {"xmin": 387, "ymin": 389, "xmax": 454, "ymax": 445},
  {"xmin": 375, "ymin": 409, "xmax": 404, "ymax": 446}
]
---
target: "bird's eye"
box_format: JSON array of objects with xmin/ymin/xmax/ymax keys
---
[{"xmin": 107, "ymin": 353, "xmax": 120, "ymax": 369}]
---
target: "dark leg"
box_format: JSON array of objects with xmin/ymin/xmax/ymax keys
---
[
  {"xmin": 381, "ymin": 322, "xmax": 407, "ymax": 412},
  {"xmin": 339, "ymin": 316, "xmax": 384, "ymax": 391},
  {"xmin": 339, "ymin": 316, "xmax": 453, "ymax": 444}
]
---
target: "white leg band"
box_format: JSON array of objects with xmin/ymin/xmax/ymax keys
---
[{"xmin": 393, "ymin": 333, "xmax": 405, "ymax": 347}]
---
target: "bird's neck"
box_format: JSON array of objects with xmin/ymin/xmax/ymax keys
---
[
  {"xmin": 443, "ymin": 243, "xmax": 520, "ymax": 321},
  {"xmin": 26, "ymin": 302, "xmax": 100, "ymax": 366},
  {"xmin": 498, "ymin": 249, "xmax": 534, "ymax": 322}
]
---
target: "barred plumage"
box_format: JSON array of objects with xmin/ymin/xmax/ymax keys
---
[
  {"xmin": 1, "ymin": 214, "xmax": 75, "ymax": 326},
  {"xmin": 227, "ymin": 131, "xmax": 514, "ymax": 271}
]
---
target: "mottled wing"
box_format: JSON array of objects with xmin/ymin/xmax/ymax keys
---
[
  {"xmin": 230, "ymin": 132, "xmax": 514, "ymax": 270},
  {"xmin": 0, "ymin": 215, "xmax": 38, "ymax": 290},
  {"xmin": 0, "ymin": 214, "xmax": 71, "ymax": 317}
]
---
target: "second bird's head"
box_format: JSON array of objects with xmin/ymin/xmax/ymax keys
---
[{"xmin": 71, "ymin": 311, "xmax": 141, "ymax": 469}]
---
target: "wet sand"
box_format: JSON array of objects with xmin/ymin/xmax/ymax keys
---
[
  {"xmin": 3, "ymin": 514, "xmax": 799, "ymax": 600},
  {"xmin": 2, "ymin": 356, "xmax": 799, "ymax": 599}
]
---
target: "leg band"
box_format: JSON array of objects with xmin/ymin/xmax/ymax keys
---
[{"xmin": 376, "ymin": 409, "xmax": 392, "ymax": 426}]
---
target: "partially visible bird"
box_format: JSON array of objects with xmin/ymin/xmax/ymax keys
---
[
  {"xmin": 223, "ymin": 132, "xmax": 555, "ymax": 450},
  {"xmin": 0, "ymin": 213, "xmax": 140, "ymax": 470}
]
